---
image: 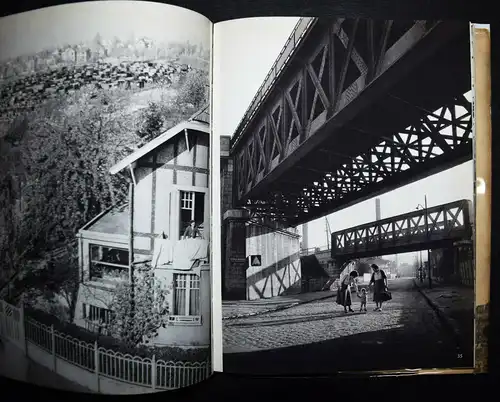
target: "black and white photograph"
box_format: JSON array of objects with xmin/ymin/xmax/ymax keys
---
[
  {"xmin": 215, "ymin": 17, "xmax": 475, "ymax": 374},
  {"xmin": 0, "ymin": 1, "xmax": 212, "ymax": 393}
]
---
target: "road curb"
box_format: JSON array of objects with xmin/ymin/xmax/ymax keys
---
[
  {"xmin": 412, "ymin": 279, "xmax": 463, "ymax": 348},
  {"xmin": 223, "ymin": 292, "xmax": 337, "ymax": 320}
]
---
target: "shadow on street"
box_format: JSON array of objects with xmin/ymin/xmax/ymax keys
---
[
  {"xmin": 224, "ymin": 326, "xmax": 472, "ymax": 375},
  {"xmin": 223, "ymin": 279, "xmax": 474, "ymax": 375}
]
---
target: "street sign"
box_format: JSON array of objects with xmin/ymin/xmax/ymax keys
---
[{"xmin": 249, "ymin": 255, "xmax": 262, "ymax": 267}]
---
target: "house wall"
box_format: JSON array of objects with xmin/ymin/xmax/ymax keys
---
[
  {"xmin": 74, "ymin": 263, "xmax": 210, "ymax": 347},
  {"xmin": 74, "ymin": 282, "xmax": 116, "ymax": 329},
  {"xmin": 73, "ymin": 128, "xmax": 211, "ymax": 348},
  {"xmin": 78, "ymin": 232, "xmax": 129, "ymax": 282},
  {"xmin": 74, "ymin": 232, "xmax": 147, "ymax": 333},
  {"xmin": 153, "ymin": 264, "xmax": 211, "ymax": 347},
  {"xmin": 132, "ymin": 131, "xmax": 210, "ymax": 257}
]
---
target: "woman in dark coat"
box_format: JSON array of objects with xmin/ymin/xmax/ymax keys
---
[
  {"xmin": 336, "ymin": 270, "xmax": 359, "ymax": 313},
  {"xmin": 369, "ymin": 264, "xmax": 388, "ymax": 311}
]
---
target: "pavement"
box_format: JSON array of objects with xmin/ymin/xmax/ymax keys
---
[
  {"xmin": 223, "ymin": 278, "xmax": 474, "ymax": 374},
  {"xmin": 0, "ymin": 339, "xmax": 92, "ymax": 393},
  {"xmin": 412, "ymin": 278, "xmax": 474, "ymax": 360},
  {"xmin": 222, "ymin": 290, "xmax": 337, "ymax": 319}
]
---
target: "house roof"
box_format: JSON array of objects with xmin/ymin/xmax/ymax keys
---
[
  {"xmin": 189, "ymin": 104, "xmax": 210, "ymax": 124},
  {"xmin": 110, "ymin": 117, "xmax": 209, "ymax": 175},
  {"xmin": 81, "ymin": 203, "xmax": 129, "ymax": 236}
]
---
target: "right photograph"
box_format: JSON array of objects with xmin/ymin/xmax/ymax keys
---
[{"xmin": 216, "ymin": 17, "xmax": 475, "ymax": 374}]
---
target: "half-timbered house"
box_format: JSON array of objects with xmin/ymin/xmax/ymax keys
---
[{"xmin": 73, "ymin": 105, "xmax": 211, "ymax": 348}]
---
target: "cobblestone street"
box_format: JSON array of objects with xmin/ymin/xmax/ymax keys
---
[{"xmin": 223, "ymin": 278, "xmax": 473, "ymax": 374}]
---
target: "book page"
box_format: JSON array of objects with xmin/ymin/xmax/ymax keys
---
[
  {"xmin": 213, "ymin": 17, "xmax": 488, "ymax": 375},
  {"xmin": 0, "ymin": 1, "xmax": 213, "ymax": 394},
  {"xmin": 471, "ymin": 23, "xmax": 491, "ymax": 373}
]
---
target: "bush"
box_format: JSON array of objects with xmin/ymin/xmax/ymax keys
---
[
  {"xmin": 136, "ymin": 102, "xmax": 164, "ymax": 143},
  {"xmin": 177, "ymin": 69, "xmax": 208, "ymax": 109}
]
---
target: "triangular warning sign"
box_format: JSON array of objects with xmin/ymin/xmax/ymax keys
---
[{"xmin": 251, "ymin": 256, "xmax": 261, "ymax": 266}]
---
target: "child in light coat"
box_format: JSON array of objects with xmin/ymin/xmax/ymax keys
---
[{"xmin": 358, "ymin": 288, "xmax": 368, "ymax": 312}]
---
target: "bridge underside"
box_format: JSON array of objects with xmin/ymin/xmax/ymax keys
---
[
  {"xmin": 232, "ymin": 19, "xmax": 472, "ymax": 226},
  {"xmin": 335, "ymin": 239, "xmax": 460, "ymax": 261}
]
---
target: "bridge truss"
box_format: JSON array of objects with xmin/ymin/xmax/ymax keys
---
[
  {"xmin": 232, "ymin": 18, "xmax": 472, "ymax": 226},
  {"xmin": 331, "ymin": 199, "xmax": 472, "ymax": 259}
]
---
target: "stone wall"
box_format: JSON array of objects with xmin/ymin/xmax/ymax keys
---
[
  {"xmin": 430, "ymin": 243, "xmax": 474, "ymax": 287},
  {"xmin": 220, "ymin": 136, "xmax": 233, "ymax": 216},
  {"xmin": 220, "ymin": 158, "xmax": 234, "ymax": 216},
  {"xmin": 222, "ymin": 210, "xmax": 248, "ymax": 300}
]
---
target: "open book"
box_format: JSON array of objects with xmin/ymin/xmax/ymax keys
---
[{"xmin": 0, "ymin": 1, "xmax": 491, "ymax": 394}]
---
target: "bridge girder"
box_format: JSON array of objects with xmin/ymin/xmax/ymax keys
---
[
  {"xmin": 231, "ymin": 18, "xmax": 472, "ymax": 226},
  {"xmin": 331, "ymin": 199, "xmax": 473, "ymax": 259}
]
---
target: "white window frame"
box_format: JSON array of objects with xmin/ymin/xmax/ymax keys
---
[
  {"xmin": 180, "ymin": 190, "xmax": 196, "ymax": 221},
  {"xmin": 89, "ymin": 244, "xmax": 129, "ymax": 281},
  {"xmin": 170, "ymin": 273, "xmax": 201, "ymax": 325},
  {"xmin": 174, "ymin": 185, "xmax": 208, "ymax": 240},
  {"xmin": 82, "ymin": 303, "xmax": 114, "ymax": 334}
]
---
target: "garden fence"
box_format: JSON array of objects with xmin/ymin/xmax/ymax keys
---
[{"xmin": 0, "ymin": 299, "xmax": 211, "ymax": 391}]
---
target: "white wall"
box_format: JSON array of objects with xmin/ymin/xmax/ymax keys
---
[{"xmin": 246, "ymin": 224, "xmax": 302, "ymax": 300}]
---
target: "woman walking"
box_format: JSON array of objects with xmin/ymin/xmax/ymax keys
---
[
  {"xmin": 369, "ymin": 264, "xmax": 389, "ymax": 311},
  {"xmin": 336, "ymin": 270, "xmax": 359, "ymax": 313}
]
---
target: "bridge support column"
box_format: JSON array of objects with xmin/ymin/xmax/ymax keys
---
[
  {"xmin": 222, "ymin": 209, "xmax": 249, "ymax": 300},
  {"xmin": 330, "ymin": 257, "xmax": 349, "ymax": 280}
]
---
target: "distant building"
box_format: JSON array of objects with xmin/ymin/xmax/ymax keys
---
[
  {"xmin": 95, "ymin": 46, "xmax": 107, "ymax": 60},
  {"xmin": 61, "ymin": 47, "xmax": 76, "ymax": 63},
  {"xmin": 75, "ymin": 47, "xmax": 89, "ymax": 64},
  {"xmin": 73, "ymin": 105, "xmax": 211, "ymax": 348},
  {"xmin": 24, "ymin": 58, "xmax": 35, "ymax": 72}
]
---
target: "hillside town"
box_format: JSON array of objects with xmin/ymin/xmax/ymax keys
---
[{"xmin": 0, "ymin": 35, "xmax": 208, "ymax": 125}]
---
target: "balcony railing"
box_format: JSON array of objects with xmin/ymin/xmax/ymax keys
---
[{"xmin": 300, "ymin": 245, "xmax": 330, "ymax": 256}]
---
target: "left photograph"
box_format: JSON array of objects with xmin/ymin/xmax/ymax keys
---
[{"xmin": 0, "ymin": 1, "xmax": 212, "ymax": 394}]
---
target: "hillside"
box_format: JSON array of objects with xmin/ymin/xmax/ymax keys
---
[
  {"xmin": 0, "ymin": 60, "xmax": 196, "ymax": 125},
  {"xmin": 0, "ymin": 35, "xmax": 209, "ymax": 79}
]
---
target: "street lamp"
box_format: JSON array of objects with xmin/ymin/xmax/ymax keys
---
[{"xmin": 416, "ymin": 195, "xmax": 432, "ymax": 289}]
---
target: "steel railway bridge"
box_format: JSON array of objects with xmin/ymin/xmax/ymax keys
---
[{"xmin": 221, "ymin": 18, "xmax": 473, "ymax": 300}]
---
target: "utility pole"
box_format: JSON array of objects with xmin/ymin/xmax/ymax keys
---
[
  {"xmin": 424, "ymin": 195, "xmax": 432, "ymax": 289},
  {"xmin": 325, "ymin": 217, "xmax": 332, "ymax": 250},
  {"xmin": 301, "ymin": 222, "xmax": 309, "ymax": 253},
  {"xmin": 128, "ymin": 181, "xmax": 136, "ymax": 329},
  {"xmin": 416, "ymin": 195, "xmax": 432, "ymax": 288}
]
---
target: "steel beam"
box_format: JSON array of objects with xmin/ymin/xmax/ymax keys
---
[
  {"xmin": 238, "ymin": 21, "xmax": 467, "ymax": 203},
  {"xmin": 331, "ymin": 199, "xmax": 472, "ymax": 258}
]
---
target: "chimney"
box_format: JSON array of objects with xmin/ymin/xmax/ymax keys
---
[
  {"xmin": 301, "ymin": 222, "xmax": 309, "ymax": 250},
  {"xmin": 375, "ymin": 198, "xmax": 381, "ymax": 220}
]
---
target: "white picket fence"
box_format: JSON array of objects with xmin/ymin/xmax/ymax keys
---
[{"xmin": 0, "ymin": 299, "xmax": 211, "ymax": 392}]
